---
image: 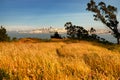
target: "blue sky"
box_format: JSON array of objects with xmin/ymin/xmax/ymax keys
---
[{"xmin": 0, "ymin": 0, "xmax": 120, "ymax": 30}]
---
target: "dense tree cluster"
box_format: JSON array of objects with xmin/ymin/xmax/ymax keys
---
[
  {"xmin": 0, "ymin": 26, "xmax": 10, "ymax": 41},
  {"xmin": 64, "ymin": 22, "xmax": 111, "ymax": 44},
  {"xmin": 51, "ymin": 32, "xmax": 62, "ymax": 39},
  {"xmin": 64, "ymin": 22, "xmax": 88, "ymax": 39}
]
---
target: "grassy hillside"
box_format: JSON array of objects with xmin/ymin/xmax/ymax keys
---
[{"xmin": 0, "ymin": 39, "xmax": 120, "ymax": 80}]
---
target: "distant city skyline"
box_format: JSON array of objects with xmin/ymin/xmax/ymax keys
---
[{"xmin": 0, "ymin": 0, "xmax": 120, "ymax": 30}]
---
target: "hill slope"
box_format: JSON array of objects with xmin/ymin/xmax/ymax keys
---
[{"xmin": 0, "ymin": 41, "xmax": 120, "ymax": 80}]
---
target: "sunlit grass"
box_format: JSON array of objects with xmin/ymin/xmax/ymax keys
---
[{"xmin": 0, "ymin": 40, "xmax": 120, "ymax": 80}]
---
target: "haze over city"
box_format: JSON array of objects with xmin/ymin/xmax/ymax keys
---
[{"xmin": 0, "ymin": 0, "xmax": 120, "ymax": 30}]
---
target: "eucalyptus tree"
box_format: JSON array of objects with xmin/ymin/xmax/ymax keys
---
[
  {"xmin": 64, "ymin": 22, "xmax": 88, "ymax": 39},
  {"xmin": 87, "ymin": 0, "xmax": 119, "ymax": 44}
]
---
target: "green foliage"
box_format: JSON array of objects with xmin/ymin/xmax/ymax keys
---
[
  {"xmin": 90, "ymin": 27, "xmax": 96, "ymax": 34},
  {"xmin": 51, "ymin": 32, "xmax": 62, "ymax": 39},
  {"xmin": 64, "ymin": 22, "xmax": 88, "ymax": 39},
  {"xmin": 0, "ymin": 68, "xmax": 10, "ymax": 80},
  {"xmin": 12, "ymin": 37, "xmax": 17, "ymax": 41},
  {"xmin": 86, "ymin": 0, "xmax": 120, "ymax": 44},
  {"xmin": 0, "ymin": 26, "xmax": 10, "ymax": 42},
  {"xmin": 64, "ymin": 22, "xmax": 111, "ymax": 44}
]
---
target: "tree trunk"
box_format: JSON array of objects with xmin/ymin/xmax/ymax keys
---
[{"xmin": 117, "ymin": 37, "xmax": 119, "ymax": 44}]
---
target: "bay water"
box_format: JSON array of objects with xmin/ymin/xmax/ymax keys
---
[{"xmin": 7, "ymin": 31, "xmax": 117, "ymax": 43}]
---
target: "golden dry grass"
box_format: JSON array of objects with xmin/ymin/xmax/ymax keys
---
[{"xmin": 0, "ymin": 40, "xmax": 120, "ymax": 80}]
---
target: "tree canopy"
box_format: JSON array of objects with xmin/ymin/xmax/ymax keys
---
[
  {"xmin": 0, "ymin": 26, "xmax": 10, "ymax": 41},
  {"xmin": 64, "ymin": 22, "xmax": 88, "ymax": 39},
  {"xmin": 86, "ymin": 0, "xmax": 119, "ymax": 44},
  {"xmin": 51, "ymin": 32, "xmax": 62, "ymax": 39}
]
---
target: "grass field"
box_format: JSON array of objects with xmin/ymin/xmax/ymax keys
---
[{"xmin": 0, "ymin": 39, "xmax": 120, "ymax": 80}]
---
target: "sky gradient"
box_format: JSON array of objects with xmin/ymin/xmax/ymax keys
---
[{"xmin": 0, "ymin": 0, "xmax": 120, "ymax": 30}]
